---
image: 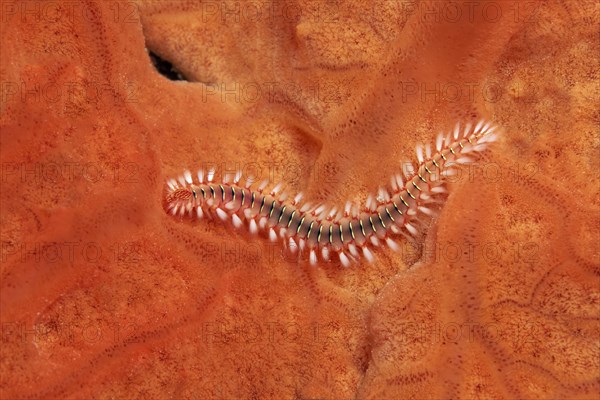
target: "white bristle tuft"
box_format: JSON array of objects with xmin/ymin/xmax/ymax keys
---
[
  {"xmin": 344, "ymin": 201, "xmax": 352, "ymax": 216},
  {"xmin": 207, "ymin": 168, "xmax": 215, "ymax": 182},
  {"xmin": 258, "ymin": 179, "xmax": 268, "ymax": 192},
  {"xmin": 314, "ymin": 204, "xmax": 326, "ymax": 215},
  {"xmin": 416, "ymin": 144, "xmax": 424, "ymax": 163},
  {"xmin": 300, "ymin": 203, "xmax": 312, "ymax": 213},
  {"xmin": 348, "ymin": 243, "xmax": 358, "ymax": 256},
  {"xmin": 196, "ymin": 207, "xmax": 203, "ymax": 218},
  {"xmin": 455, "ymin": 156, "xmax": 474, "ymax": 164},
  {"xmin": 309, "ymin": 250, "xmax": 317, "ymax": 266},
  {"xmin": 418, "ymin": 206, "xmax": 434, "ymax": 216},
  {"xmin": 385, "ymin": 237, "xmax": 399, "ymax": 251},
  {"xmin": 234, "ymin": 170, "xmax": 242, "ymax": 184},
  {"xmin": 442, "ymin": 169, "xmax": 457, "ymax": 177},
  {"xmin": 258, "ymin": 217, "xmax": 267, "ymax": 229},
  {"xmin": 403, "ymin": 162, "xmax": 415, "ymax": 179},
  {"xmin": 436, "ymin": 132, "xmax": 444, "ymax": 151},
  {"xmin": 289, "ymin": 237, "xmax": 297, "ymax": 253},
  {"xmin": 370, "ymin": 236, "xmax": 380, "ymax": 246},
  {"xmin": 481, "ymin": 121, "xmax": 492, "ymax": 134},
  {"xmin": 216, "ymin": 208, "xmax": 227, "ymax": 221},
  {"xmin": 478, "ymin": 133, "xmax": 498, "ymax": 144},
  {"xmin": 322, "ymin": 246, "xmax": 330, "ymax": 261},
  {"xmin": 395, "ymin": 174, "xmax": 404, "ymax": 189},
  {"xmin": 232, "ymin": 214, "xmax": 242, "ymax": 228},
  {"xmin": 271, "ymin": 182, "xmax": 282, "ymax": 195},
  {"xmin": 453, "ymin": 123, "xmax": 460, "ymax": 140},
  {"xmin": 249, "ymin": 219, "xmax": 258, "ymax": 234},
  {"xmin": 463, "ymin": 123, "xmax": 472, "ymax": 138},
  {"xmin": 405, "ymin": 223, "xmax": 418, "ymax": 236},
  {"xmin": 328, "ymin": 207, "xmax": 338, "ymax": 219},
  {"xmin": 294, "ymin": 192, "xmax": 303, "ymax": 204},
  {"xmin": 197, "ymin": 170, "xmax": 204, "ymax": 183},
  {"xmin": 317, "ymin": 208, "xmax": 329, "ymax": 221},
  {"xmin": 269, "ymin": 228, "xmax": 277, "ymax": 242},
  {"xmin": 378, "ymin": 187, "xmax": 390, "ymax": 202},
  {"xmin": 366, "ymin": 195, "xmax": 376, "ymax": 212},
  {"xmin": 391, "ymin": 176, "xmax": 398, "ymax": 191},
  {"xmin": 475, "ymin": 119, "xmax": 485, "ymax": 133},
  {"xmin": 362, "ymin": 247, "xmax": 374, "ymax": 263},
  {"xmin": 339, "ymin": 252, "xmax": 350, "ymax": 267}
]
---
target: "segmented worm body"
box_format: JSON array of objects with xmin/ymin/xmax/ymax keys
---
[{"xmin": 164, "ymin": 120, "xmax": 500, "ymax": 266}]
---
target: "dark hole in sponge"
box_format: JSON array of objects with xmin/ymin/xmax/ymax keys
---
[{"xmin": 148, "ymin": 51, "xmax": 188, "ymax": 81}]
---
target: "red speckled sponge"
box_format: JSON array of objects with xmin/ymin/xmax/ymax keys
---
[{"xmin": 1, "ymin": 1, "xmax": 598, "ymax": 398}]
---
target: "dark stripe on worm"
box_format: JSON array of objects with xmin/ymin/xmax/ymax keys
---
[
  {"xmin": 369, "ymin": 216, "xmax": 377, "ymax": 232},
  {"xmin": 440, "ymin": 152, "xmax": 447, "ymax": 161},
  {"xmin": 407, "ymin": 189, "xmax": 416, "ymax": 200},
  {"xmin": 432, "ymin": 159, "xmax": 440, "ymax": 168},
  {"xmin": 269, "ymin": 200, "xmax": 276, "ymax": 218},
  {"xmin": 418, "ymin": 173, "xmax": 427, "ymax": 183},
  {"xmin": 449, "ymin": 146, "xmax": 456, "ymax": 155},
  {"xmin": 392, "ymin": 201, "xmax": 402, "ymax": 215},
  {"xmin": 385, "ymin": 207, "xmax": 395, "ymax": 222},
  {"xmin": 317, "ymin": 224, "xmax": 323, "ymax": 242},
  {"xmin": 209, "ymin": 185, "xmax": 215, "ymax": 198},
  {"xmin": 359, "ymin": 220, "xmax": 366, "ymax": 237},
  {"xmin": 328, "ymin": 225, "xmax": 333, "ymax": 244},
  {"xmin": 458, "ymin": 141, "xmax": 464, "ymax": 149},
  {"xmin": 200, "ymin": 188, "xmax": 206, "ymax": 198},
  {"xmin": 339, "ymin": 224, "xmax": 344, "ymax": 242},
  {"xmin": 424, "ymin": 165, "xmax": 433, "ymax": 174},
  {"xmin": 349, "ymin": 222, "xmax": 355, "ymax": 239},
  {"xmin": 251, "ymin": 192, "xmax": 255, "ymax": 208},
  {"xmin": 377, "ymin": 212, "xmax": 386, "ymax": 228},
  {"xmin": 241, "ymin": 189, "xmax": 245, "ymax": 206},
  {"xmin": 287, "ymin": 210, "xmax": 296, "ymax": 227},
  {"xmin": 219, "ymin": 185, "xmax": 225, "ymax": 201},
  {"xmin": 278, "ymin": 205, "xmax": 286, "ymax": 223},
  {"xmin": 399, "ymin": 194, "xmax": 409, "ymax": 207},
  {"xmin": 192, "ymin": 189, "xmax": 197, "ymax": 199},
  {"xmin": 412, "ymin": 181, "xmax": 422, "ymax": 191},
  {"xmin": 259, "ymin": 196, "xmax": 266, "ymax": 213},
  {"xmin": 307, "ymin": 221, "xmax": 315, "ymax": 238},
  {"xmin": 296, "ymin": 216, "xmax": 305, "ymax": 234},
  {"xmin": 231, "ymin": 187, "xmax": 236, "ymax": 203}
]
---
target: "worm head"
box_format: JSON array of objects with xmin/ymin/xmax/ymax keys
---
[{"xmin": 164, "ymin": 183, "xmax": 201, "ymax": 216}]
